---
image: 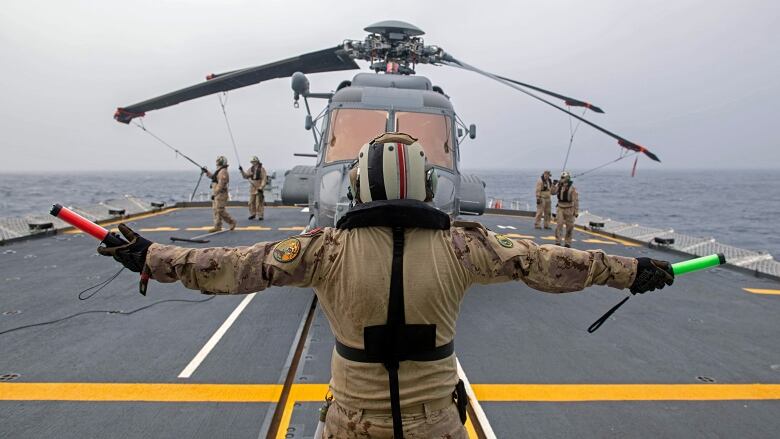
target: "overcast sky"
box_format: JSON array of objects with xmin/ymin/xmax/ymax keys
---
[{"xmin": 1, "ymin": 0, "xmax": 778, "ymax": 172}]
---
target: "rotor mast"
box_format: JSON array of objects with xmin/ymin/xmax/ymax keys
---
[{"xmin": 344, "ymin": 20, "xmax": 444, "ymax": 75}]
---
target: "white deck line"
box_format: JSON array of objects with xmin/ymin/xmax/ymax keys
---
[
  {"xmin": 457, "ymin": 358, "xmax": 497, "ymax": 439},
  {"xmin": 178, "ymin": 293, "xmax": 256, "ymax": 379}
]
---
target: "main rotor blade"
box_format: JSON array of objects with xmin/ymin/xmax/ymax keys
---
[
  {"xmin": 114, "ymin": 46, "xmax": 358, "ymax": 124},
  {"xmin": 441, "ymin": 55, "xmax": 660, "ymax": 162},
  {"xmin": 496, "ymin": 75, "xmax": 604, "ymax": 114}
]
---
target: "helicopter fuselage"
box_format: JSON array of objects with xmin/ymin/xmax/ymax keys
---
[{"xmin": 283, "ymin": 72, "xmax": 485, "ymax": 228}]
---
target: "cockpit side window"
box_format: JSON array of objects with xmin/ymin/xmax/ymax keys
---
[
  {"xmin": 395, "ymin": 112, "xmax": 453, "ymax": 169},
  {"xmin": 324, "ymin": 109, "xmax": 389, "ymax": 163}
]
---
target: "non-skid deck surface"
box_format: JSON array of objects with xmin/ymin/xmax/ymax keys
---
[{"xmin": 1, "ymin": 207, "xmax": 778, "ymax": 438}]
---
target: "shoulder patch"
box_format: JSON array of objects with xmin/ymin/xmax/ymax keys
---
[
  {"xmin": 495, "ymin": 233, "xmax": 514, "ymax": 248},
  {"xmin": 273, "ymin": 238, "xmax": 302, "ymax": 263}
]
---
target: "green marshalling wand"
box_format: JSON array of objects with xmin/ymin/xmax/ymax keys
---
[
  {"xmin": 671, "ymin": 253, "xmax": 726, "ymax": 276},
  {"xmin": 588, "ymin": 253, "xmax": 727, "ymax": 333}
]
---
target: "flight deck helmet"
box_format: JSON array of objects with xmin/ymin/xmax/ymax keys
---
[
  {"xmin": 250, "ymin": 156, "xmax": 260, "ymax": 164},
  {"xmin": 560, "ymin": 171, "xmax": 571, "ymax": 182},
  {"xmin": 349, "ymin": 132, "xmax": 437, "ymax": 204},
  {"xmin": 216, "ymin": 156, "xmax": 228, "ymax": 167}
]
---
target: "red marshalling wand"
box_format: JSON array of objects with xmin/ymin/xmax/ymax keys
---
[{"xmin": 50, "ymin": 204, "xmax": 149, "ymax": 295}]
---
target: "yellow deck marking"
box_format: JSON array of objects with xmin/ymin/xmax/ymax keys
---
[
  {"xmin": 235, "ymin": 226, "xmax": 272, "ymax": 231},
  {"xmin": 577, "ymin": 228, "xmax": 641, "ymax": 247},
  {"xmin": 743, "ymin": 288, "xmax": 780, "ymax": 296},
  {"xmin": 278, "ymin": 226, "xmax": 306, "ymax": 231},
  {"xmin": 581, "ymin": 239, "xmax": 617, "ymax": 245},
  {"xmin": 138, "ymin": 227, "xmax": 179, "ymax": 232},
  {"xmin": 505, "ymin": 233, "xmax": 535, "ymax": 239},
  {"xmin": 471, "ymin": 384, "xmax": 780, "ymax": 401},
  {"xmin": 185, "ymin": 226, "xmax": 213, "ymax": 231},
  {"xmin": 6, "ymin": 383, "xmax": 780, "ymax": 403},
  {"xmin": 6, "ymin": 382, "xmax": 780, "ymax": 438},
  {"xmin": 0, "ymin": 383, "xmax": 281, "ymax": 402},
  {"xmin": 540, "ymin": 236, "xmax": 573, "ymax": 242},
  {"xmin": 64, "ymin": 208, "xmax": 180, "ymax": 234},
  {"xmin": 465, "ymin": 417, "xmax": 478, "ymax": 438}
]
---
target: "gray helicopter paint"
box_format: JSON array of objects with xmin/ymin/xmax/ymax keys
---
[
  {"xmin": 361, "ymin": 87, "xmax": 424, "ymax": 108},
  {"xmin": 351, "ymin": 72, "xmax": 432, "ymax": 90},
  {"xmin": 284, "ymin": 72, "xmax": 468, "ymax": 226}
]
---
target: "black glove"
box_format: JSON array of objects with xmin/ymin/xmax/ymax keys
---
[
  {"xmin": 201, "ymin": 167, "xmax": 208, "ymax": 174},
  {"xmin": 238, "ymin": 165, "xmax": 244, "ymax": 171},
  {"xmin": 536, "ymin": 198, "xmax": 541, "ymax": 205},
  {"xmin": 97, "ymin": 224, "xmax": 152, "ymax": 273},
  {"xmin": 630, "ymin": 257, "xmax": 674, "ymax": 294}
]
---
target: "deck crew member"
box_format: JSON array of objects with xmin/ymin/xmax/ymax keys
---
[
  {"xmin": 553, "ymin": 171, "xmax": 578, "ymax": 247},
  {"xmin": 202, "ymin": 155, "xmax": 236, "ymax": 233},
  {"xmin": 98, "ymin": 133, "xmax": 673, "ymax": 439},
  {"xmin": 534, "ymin": 170, "xmax": 554, "ymax": 229},
  {"xmin": 238, "ymin": 156, "xmax": 267, "ymax": 220}
]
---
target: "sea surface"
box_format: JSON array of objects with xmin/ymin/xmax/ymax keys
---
[{"xmin": 1, "ymin": 169, "xmax": 778, "ymax": 257}]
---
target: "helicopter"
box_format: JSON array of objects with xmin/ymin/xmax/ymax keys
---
[{"xmin": 114, "ymin": 20, "xmax": 660, "ymax": 228}]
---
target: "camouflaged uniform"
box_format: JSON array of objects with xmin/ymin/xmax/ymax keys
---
[
  {"xmin": 534, "ymin": 175, "xmax": 553, "ymax": 229},
  {"xmin": 145, "ymin": 212, "xmax": 636, "ymax": 438},
  {"xmin": 205, "ymin": 166, "xmax": 235, "ymax": 229},
  {"xmin": 240, "ymin": 163, "xmax": 267, "ymax": 219},
  {"xmin": 553, "ymin": 182, "xmax": 579, "ymax": 246}
]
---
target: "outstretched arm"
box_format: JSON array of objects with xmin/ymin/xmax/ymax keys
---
[
  {"xmin": 452, "ymin": 225, "xmax": 636, "ymax": 293},
  {"xmin": 98, "ymin": 224, "xmax": 330, "ymax": 295},
  {"xmin": 147, "ymin": 233, "xmax": 327, "ymax": 294}
]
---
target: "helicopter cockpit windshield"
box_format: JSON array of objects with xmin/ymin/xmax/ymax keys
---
[
  {"xmin": 325, "ymin": 109, "xmax": 388, "ymax": 163},
  {"xmin": 325, "ymin": 109, "xmax": 453, "ymax": 169},
  {"xmin": 395, "ymin": 111, "xmax": 453, "ymax": 169}
]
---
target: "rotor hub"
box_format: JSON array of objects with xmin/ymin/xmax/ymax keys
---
[{"xmin": 344, "ymin": 21, "xmax": 444, "ymax": 75}]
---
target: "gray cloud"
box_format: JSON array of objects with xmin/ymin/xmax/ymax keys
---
[{"xmin": 1, "ymin": 0, "xmax": 778, "ymax": 172}]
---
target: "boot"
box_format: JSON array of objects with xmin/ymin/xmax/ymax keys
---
[
  {"xmin": 229, "ymin": 222, "xmax": 237, "ymax": 231},
  {"xmin": 248, "ymin": 215, "xmax": 256, "ymax": 220},
  {"xmin": 564, "ymin": 243, "xmax": 571, "ymax": 248},
  {"xmin": 257, "ymin": 216, "xmax": 264, "ymax": 221},
  {"xmin": 555, "ymin": 241, "xmax": 561, "ymax": 246},
  {"xmin": 207, "ymin": 226, "xmax": 221, "ymax": 233},
  {"xmin": 534, "ymin": 225, "xmax": 541, "ymax": 229}
]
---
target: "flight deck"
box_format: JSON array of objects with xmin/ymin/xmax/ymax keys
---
[{"xmin": 1, "ymin": 206, "xmax": 779, "ymax": 438}]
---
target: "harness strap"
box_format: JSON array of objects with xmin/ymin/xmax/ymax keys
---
[
  {"xmin": 387, "ymin": 226, "xmax": 405, "ymax": 438},
  {"xmin": 335, "ymin": 339, "xmax": 454, "ymax": 363}
]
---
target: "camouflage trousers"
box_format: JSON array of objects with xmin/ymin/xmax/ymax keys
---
[
  {"xmin": 534, "ymin": 196, "xmax": 551, "ymax": 228},
  {"xmin": 555, "ymin": 205, "xmax": 576, "ymax": 245},
  {"xmin": 323, "ymin": 400, "xmax": 467, "ymax": 439},
  {"xmin": 248, "ymin": 190, "xmax": 264, "ymax": 218},
  {"xmin": 212, "ymin": 194, "xmax": 235, "ymax": 228}
]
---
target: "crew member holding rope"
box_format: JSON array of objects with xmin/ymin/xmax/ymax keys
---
[
  {"xmin": 238, "ymin": 156, "xmax": 267, "ymax": 220},
  {"xmin": 202, "ymin": 155, "xmax": 236, "ymax": 233},
  {"xmin": 534, "ymin": 170, "xmax": 554, "ymax": 230},
  {"xmin": 96, "ymin": 133, "xmax": 673, "ymax": 438},
  {"xmin": 553, "ymin": 171, "xmax": 578, "ymax": 247}
]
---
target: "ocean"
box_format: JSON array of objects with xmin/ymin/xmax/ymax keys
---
[{"xmin": 0, "ymin": 169, "xmax": 778, "ymax": 257}]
